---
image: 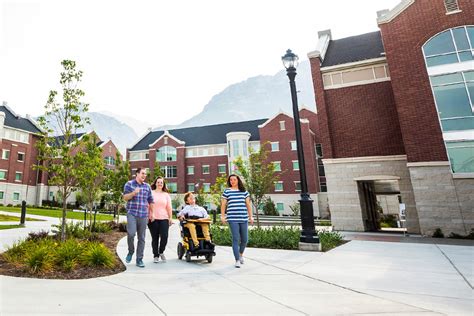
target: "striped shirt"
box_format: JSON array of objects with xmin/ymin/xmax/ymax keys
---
[
  {"xmin": 123, "ymin": 179, "xmax": 154, "ymax": 218},
  {"xmin": 222, "ymin": 189, "xmax": 250, "ymax": 222}
]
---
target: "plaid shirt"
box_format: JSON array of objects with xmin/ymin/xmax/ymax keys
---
[{"xmin": 123, "ymin": 179, "xmax": 154, "ymax": 218}]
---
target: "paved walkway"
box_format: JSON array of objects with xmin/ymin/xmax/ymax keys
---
[{"xmin": 0, "ymin": 212, "xmax": 473, "ymax": 315}]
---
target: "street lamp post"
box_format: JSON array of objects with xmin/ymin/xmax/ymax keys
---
[{"xmin": 282, "ymin": 49, "xmax": 320, "ymax": 249}]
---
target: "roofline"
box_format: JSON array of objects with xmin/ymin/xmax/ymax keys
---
[
  {"xmin": 128, "ymin": 129, "xmax": 155, "ymax": 151},
  {"xmin": 25, "ymin": 115, "xmax": 45, "ymax": 134},
  {"xmin": 149, "ymin": 130, "xmax": 186, "ymax": 148},
  {"xmin": 307, "ymin": 29, "xmax": 331, "ymax": 60},
  {"xmin": 258, "ymin": 111, "xmax": 293, "ymax": 128},
  {"xmin": 1, "ymin": 104, "xmax": 43, "ymax": 135},
  {"xmin": 299, "ymin": 104, "xmax": 317, "ymax": 114},
  {"xmin": 377, "ymin": 0, "xmax": 414, "ymax": 25},
  {"xmin": 320, "ymin": 57, "xmax": 387, "ymax": 72}
]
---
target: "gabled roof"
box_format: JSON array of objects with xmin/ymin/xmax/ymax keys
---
[
  {"xmin": 51, "ymin": 132, "xmax": 87, "ymax": 147},
  {"xmin": 321, "ymin": 31, "xmax": 385, "ymax": 67},
  {"xmin": 130, "ymin": 119, "xmax": 267, "ymax": 151},
  {"xmin": 0, "ymin": 105, "xmax": 42, "ymax": 134}
]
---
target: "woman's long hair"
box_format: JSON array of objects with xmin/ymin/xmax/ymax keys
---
[
  {"xmin": 227, "ymin": 174, "xmax": 246, "ymax": 192},
  {"xmin": 151, "ymin": 176, "xmax": 169, "ymax": 192}
]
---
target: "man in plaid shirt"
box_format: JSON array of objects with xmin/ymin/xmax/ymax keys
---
[{"xmin": 123, "ymin": 168, "xmax": 154, "ymax": 267}]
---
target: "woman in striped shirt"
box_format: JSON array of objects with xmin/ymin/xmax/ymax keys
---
[{"xmin": 221, "ymin": 174, "xmax": 254, "ymax": 268}]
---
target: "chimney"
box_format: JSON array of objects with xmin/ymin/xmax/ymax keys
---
[{"xmin": 317, "ymin": 29, "xmax": 332, "ymax": 41}]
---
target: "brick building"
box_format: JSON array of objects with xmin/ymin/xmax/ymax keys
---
[
  {"xmin": 308, "ymin": 0, "xmax": 473, "ymax": 235},
  {"xmin": 127, "ymin": 111, "xmax": 328, "ymax": 215},
  {"xmin": 0, "ymin": 102, "xmax": 122, "ymax": 206}
]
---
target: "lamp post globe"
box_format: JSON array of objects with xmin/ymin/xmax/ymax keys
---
[{"xmin": 282, "ymin": 49, "xmax": 320, "ymax": 248}]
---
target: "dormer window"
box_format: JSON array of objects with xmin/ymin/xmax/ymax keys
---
[
  {"xmin": 444, "ymin": 0, "xmax": 460, "ymax": 14},
  {"xmin": 279, "ymin": 121, "xmax": 286, "ymax": 131}
]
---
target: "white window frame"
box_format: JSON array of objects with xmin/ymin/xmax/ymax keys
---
[
  {"xmin": 273, "ymin": 161, "xmax": 281, "ymax": 172},
  {"xmin": 13, "ymin": 192, "xmax": 20, "ymax": 201},
  {"xmin": 271, "ymin": 142, "xmax": 279, "ymax": 152},
  {"xmin": 202, "ymin": 165, "xmax": 210, "ymax": 174},
  {"xmin": 2, "ymin": 149, "xmax": 10, "ymax": 160},
  {"xmin": 279, "ymin": 121, "xmax": 286, "ymax": 131},
  {"xmin": 294, "ymin": 181, "xmax": 301, "ymax": 192},
  {"xmin": 203, "ymin": 183, "xmax": 211, "ymax": 193},
  {"xmin": 187, "ymin": 183, "xmax": 195, "ymax": 192},
  {"xmin": 17, "ymin": 152, "xmax": 25, "ymax": 162},
  {"xmin": 276, "ymin": 202, "xmax": 284, "ymax": 212},
  {"xmin": 15, "ymin": 172, "xmax": 22, "ymax": 182},
  {"xmin": 187, "ymin": 166, "xmax": 195, "ymax": 175},
  {"xmin": 0, "ymin": 169, "xmax": 7, "ymax": 180},
  {"xmin": 290, "ymin": 141, "xmax": 297, "ymax": 151},
  {"xmin": 0, "ymin": 191, "xmax": 4, "ymax": 200},
  {"xmin": 292, "ymin": 160, "xmax": 300, "ymax": 171},
  {"xmin": 274, "ymin": 181, "xmax": 283, "ymax": 192},
  {"xmin": 218, "ymin": 164, "xmax": 226, "ymax": 174}
]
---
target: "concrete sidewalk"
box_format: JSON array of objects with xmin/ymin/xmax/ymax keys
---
[{"xmin": 0, "ymin": 215, "xmax": 473, "ymax": 315}]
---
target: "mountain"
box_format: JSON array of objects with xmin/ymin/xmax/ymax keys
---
[
  {"xmin": 159, "ymin": 60, "xmax": 316, "ymax": 129},
  {"xmin": 41, "ymin": 112, "xmax": 138, "ymax": 155},
  {"xmin": 99, "ymin": 111, "xmax": 154, "ymax": 138}
]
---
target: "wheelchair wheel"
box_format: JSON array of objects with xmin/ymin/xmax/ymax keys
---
[
  {"xmin": 185, "ymin": 251, "xmax": 191, "ymax": 262},
  {"xmin": 206, "ymin": 254, "xmax": 213, "ymax": 263},
  {"xmin": 177, "ymin": 242, "xmax": 184, "ymax": 260}
]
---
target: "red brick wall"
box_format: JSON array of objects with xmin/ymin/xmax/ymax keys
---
[
  {"xmin": 101, "ymin": 140, "xmax": 122, "ymax": 170},
  {"xmin": 379, "ymin": 0, "xmax": 474, "ymax": 162},
  {"xmin": 259, "ymin": 113, "xmax": 319, "ymax": 194},
  {"xmin": 185, "ymin": 156, "xmax": 228, "ymax": 191},
  {"xmin": 323, "ymin": 81, "xmax": 405, "ymax": 158}
]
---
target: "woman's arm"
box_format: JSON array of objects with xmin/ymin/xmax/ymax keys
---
[
  {"xmin": 166, "ymin": 194, "xmax": 173, "ymax": 224},
  {"xmin": 245, "ymin": 196, "xmax": 253, "ymax": 225},
  {"xmin": 220, "ymin": 198, "xmax": 227, "ymax": 224}
]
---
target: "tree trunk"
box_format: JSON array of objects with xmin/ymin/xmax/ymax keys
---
[
  {"xmin": 253, "ymin": 202, "xmax": 261, "ymax": 228},
  {"xmin": 61, "ymin": 188, "xmax": 67, "ymax": 242}
]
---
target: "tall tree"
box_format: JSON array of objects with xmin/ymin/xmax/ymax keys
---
[
  {"xmin": 102, "ymin": 152, "xmax": 130, "ymax": 223},
  {"xmin": 233, "ymin": 143, "xmax": 279, "ymax": 227},
  {"xmin": 210, "ymin": 173, "xmax": 228, "ymax": 212},
  {"xmin": 35, "ymin": 60, "xmax": 90, "ymax": 241},
  {"xmin": 76, "ymin": 133, "xmax": 105, "ymax": 230}
]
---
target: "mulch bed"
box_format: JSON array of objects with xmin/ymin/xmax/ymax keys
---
[{"xmin": 0, "ymin": 230, "xmax": 127, "ymax": 279}]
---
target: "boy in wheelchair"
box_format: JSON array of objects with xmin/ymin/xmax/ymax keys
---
[{"xmin": 178, "ymin": 192, "xmax": 212, "ymax": 249}]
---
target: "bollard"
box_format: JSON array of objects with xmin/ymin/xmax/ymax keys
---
[
  {"xmin": 212, "ymin": 209, "xmax": 216, "ymax": 224},
  {"xmin": 20, "ymin": 200, "xmax": 27, "ymax": 225}
]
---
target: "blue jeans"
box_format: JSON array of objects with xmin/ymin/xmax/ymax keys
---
[
  {"xmin": 127, "ymin": 213, "xmax": 148, "ymax": 262},
  {"xmin": 228, "ymin": 221, "xmax": 248, "ymax": 261}
]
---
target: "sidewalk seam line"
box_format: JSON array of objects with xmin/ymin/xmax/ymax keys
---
[{"xmin": 435, "ymin": 244, "xmax": 473, "ymax": 290}]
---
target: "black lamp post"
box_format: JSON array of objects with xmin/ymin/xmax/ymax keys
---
[{"xmin": 282, "ymin": 49, "xmax": 319, "ymax": 247}]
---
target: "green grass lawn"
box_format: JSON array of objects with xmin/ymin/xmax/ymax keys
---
[
  {"xmin": 0, "ymin": 214, "xmax": 44, "ymax": 222},
  {"xmin": 0, "ymin": 206, "xmax": 114, "ymax": 221},
  {"xmin": 0, "ymin": 224, "xmax": 23, "ymax": 230}
]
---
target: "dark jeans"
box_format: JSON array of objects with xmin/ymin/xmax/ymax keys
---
[{"xmin": 148, "ymin": 219, "xmax": 169, "ymax": 257}]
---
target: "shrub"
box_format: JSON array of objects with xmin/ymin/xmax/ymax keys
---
[
  {"xmin": 7, "ymin": 204, "xmax": 13, "ymax": 207},
  {"xmin": 88, "ymin": 221, "xmax": 113, "ymax": 233},
  {"xmin": 4, "ymin": 240, "xmax": 32, "ymax": 263},
  {"xmin": 56, "ymin": 239, "xmax": 83, "ymax": 271},
  {"xmin": 263, "ymin": 198, "xmax": 278, "ymax": 216},
  {"xmin": 448, "ymin": 229, "xmax": 474, "ymax": 240},
  {"xmin": 80, "ymin": 242, "xmax": 115, "ymax": 268},
  {"xmin": 317, "ymin": 220, "xmax": 332, "ymax": 226},
  {"xmin": 26, "ymin": 230, "xmax": 50, "ymax": 241},
  {"xmin": 319, "ymin": 231, "xmax": 344, "ymax": 252},
  {"xmin": 289, "ymin": 202, "xmax": 300, "ymax": 217},
  {"xmin": 432, "ymin": 228, "xmax": 444, "ymax": 238},
  {"xmin": 25, "ymin": 245, "xmax": 55, "ymax": 273},
  {"xmin": 52, "ymin": 222, "xmax": 90, "ymax": 239},
  {"xmin": 380, "ymin": 214, "xmax": 398, "ymax": 228}
]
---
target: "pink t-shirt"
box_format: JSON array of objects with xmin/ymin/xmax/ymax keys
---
[{"xmin": 149, "ymin": 191, "xmax": 172, "ymax": 220}]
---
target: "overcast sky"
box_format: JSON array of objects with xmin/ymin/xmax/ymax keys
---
[{"xmin": 1, "ymin": 0, "xmax": 401, "ymax": 127}]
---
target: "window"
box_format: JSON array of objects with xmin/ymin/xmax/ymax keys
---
[
  {"xmin": 203, "ymin": 183, "xmax": 210, "ymax": 193},
  {"xmin": 216, "ymin": 146, "xmax": 226, "ymax": 155},
  {"xmin": 446, "ymin": 141, "xmax": 474, "ymax": 173},
  {"xmin": 423, "ymin": 26, "xmax": 473, "ymax": 67},
  {"xmin": 279, "ymin": 121, "xmax": 286, "ymax": 131},
  {"xmin": 273, "ymin": 162, "xmax": 281, "ymax": 172},
  {"xmin": 276, "ymin": 203, "xmax": 284, "ymax": 213},
  {"xmin": 2, "ymin": 149, "xmax": 10, "ymax": 160},
  {"xmin": 49, "ymin": 191, "xmax": 54, "ymax": 199},
  {"xmin": 187, "ymin": 166, "xmax": 194, "ymax": 175},
  {"xmin": 271, "ymin": 142, "xmax": 279, "ymax": 152},
  {"xmin": 167, "ymin": 182, "xmax": 177, "ymax": 193},
  {"xmin": 186, "ymin": 148, "xmax": 196, "ymax": 157},
  {"xmin": 232, "ymin": 140, "xmax": 240, "ymax": 157},
  {"xmin": 318, "ymin": 165, "xmax": 326, "ymax": 177},
  {"xmin": 274, "ymin": 181, "xmax": 283, "ymax": 192},
  {"xmin": 0, "ymin": 170, "xmax": 6, "ymax": 180},
  {"xmin": 129, "ymin": 151, "xmax": 148, "ymax": 161},
  {"xmin": 295, "ymin": 181, "xmax": 301, "ymax": 192},
  {"xmin": 315, "ymin": 144, "xmax": 323, "ymax": 158},
  {"xmin": 17, "ymin": 152, "xmax": 25, "ymax": 162},
  {"xmin": 104, "ymin": 156, "xmax": 116, "ymax": 166},
  {"xmin": 218, "ymin": 164, "xmax": 226, "ymax": 174},
  {"xmin": 290, "ymin": 141, "xmax": 297, "ymax": 151},
  {"xmin": 292, "ymin": 160, "xmax": 299, "ymax": 171},
  {"xmin": 156, "ymin": 146, "xmax": 177, "ymax": 162},
  {"xmin": 13, "ymin": 192, "xmax": 20, "ymax": 201},
  {"xmin": 15, "ymin": 172, "xmax": 22, "ymax": 181},
  {"xmin": 202, "ymin": 165, "xmax": 210, "ymax": 174},
  {"xmin": 320, "ymin": 180, "xmax": 328, "ymax": 192},
  {"xmin": 0, "ymin": 191, "xmax": 4, "ymax": 200},
  {"xmin": 187, "ymin": 183, "xmax": 195, "ymax": 192},
  {"xmin": 444, "ymin": 0, "xmax": 460, "ymax": 13},
  {"xmin": 160, "ymin": 165, "xmax": 177, "ymax": 178}
]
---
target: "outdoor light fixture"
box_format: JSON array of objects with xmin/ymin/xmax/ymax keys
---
[{"xmin": 282, "ymin": 49, "xmax": 320, "ymax": 249}]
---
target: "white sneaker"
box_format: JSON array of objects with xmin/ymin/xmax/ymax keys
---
[
  {"xmin": 160, "ymin": 254, "xmax": 167, "ymax": 262},
  {"xmin": 153, "ymin": 257, "xmax": 159, "ymax": 263},
  {"xmin": 235, "ymin": 260, "xmax": 241, "ymax": 268},
  {"xmin": 239, "ymin": 256, "xmax": 244, "ymax": 264}
]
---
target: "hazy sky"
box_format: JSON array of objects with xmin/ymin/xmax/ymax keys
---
[{"xmin": 1, "ymin": 0, "xmax": 401, "ymax": 127}]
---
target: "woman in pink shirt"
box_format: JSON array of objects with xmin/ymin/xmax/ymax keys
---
[{"xmin": 148, "ymin": 177, "xmax": 173, "ymax": 263}]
